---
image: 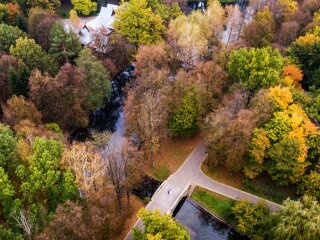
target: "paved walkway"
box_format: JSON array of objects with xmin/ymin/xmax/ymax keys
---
[{"xmin": 125, "ymin": 142, "xmax": 281, "ymax": 239}]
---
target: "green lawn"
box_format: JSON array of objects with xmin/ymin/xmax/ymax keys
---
[
  {"xmin": 242, "ymin": 175, "xmax": 297, "ymax": 204},
  {"xmin": 202, "ymin": 159, "xmax": 297, "ymax": 204},
  {"xmin": 191, "ymin": 187, "xmax": 236, "ymax": 225}
]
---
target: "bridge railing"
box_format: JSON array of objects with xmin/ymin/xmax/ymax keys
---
[{"xmin": 168, "ymin": 184, "xmax": 195, "ymax": 214}]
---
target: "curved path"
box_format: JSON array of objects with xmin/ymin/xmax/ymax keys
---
[
  {"xmin": 169, "ymin": 142, "xmax": 281, "ymax": 210},
  {"xmin": 125, "ymin": 142, "xmax": 281, "ymax": 239}
]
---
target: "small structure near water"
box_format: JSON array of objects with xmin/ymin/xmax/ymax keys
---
[{"xmin": 79, "ymin": 4, "xmax": 118, "ymax": 46}]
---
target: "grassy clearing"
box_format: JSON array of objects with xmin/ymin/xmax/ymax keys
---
[
  {"xmin": 191, "ymin": 187, "xmax": 236, "ymax": 225},
  {"xmin": 201, "ymin": 159, "xmax": 296, "ymax": 204},
  {"xmin": 147, "ymin": 134, "xmax": 202, "ymax": 179},
  {"xmin": 242, "ymin": 175, "xmax": 297, "ymax": 204},
  {"xmin": 152, "ymin": 164, "xmax": 171, "ymax": 182}
]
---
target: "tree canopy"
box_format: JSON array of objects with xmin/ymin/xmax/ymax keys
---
[
  {"xmin": 26, "ymin": 0, "xmax": 61, "ymax": 11},
  {"xmin": 49, "ymin": 22, "xmax": 82, "ymax": 64},
  {"xmin": 71, "ymin": 0, "xmax": 97, "ymax": 15},
  {"xmin": 113, "ymin": 0, "xmax": 165, "ymax": 45},
  {"xmin": 227, "ymin": 47, "xmax": 283, "ymax": 100},
  {"xmin": 273, "ymin": 196, "xmax": 320, "ymax": 240},
  {"xmin": 133, "ymin": 208, "xmax": 190, "ymax": 240},
  {"xmin": 0, "ymin": 23, "xmax": 26, "ymax": 53},
  {"xmin": 10, "ymin": 37, "xmax": 58, "ymax": 75},
  {"xmin": 168, "ymin": 88, "xmax": 199, "ymax": 136},
  {"xmin": 0, "ymin": 123, "xmax": 16, "ymax": 168},
  {"xmin": 76, "ymin": 48, "xmax": 111, "ymax": 110}
]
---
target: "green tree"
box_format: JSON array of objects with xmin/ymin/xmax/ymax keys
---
[
  {"xmin": 272, "ymin": 196, "xmax": 320, "ymax": 240},
  {"xmin": 245, "ymin": 128, "xmax": 270, "ymax": 179},
  {"xmin": 289, "ymin": 32, "xmax": 320, "ymax": 89},
  {"xmin": 307, "ymin": 93, "xmax": 320, "ymax": 123},
  {"xmin": 307, "ymin": 134, "xmax": 320, "ymax": 166},
  {"xmin": 16, "ymin": 137, "xmax": 77, "ymax": 208},
  {"xmin": 233, "ymin": 200, "xmax": 271, "ymax": 240},
  {"xmin": 147, "ymin": 0, "xmax": 182, "ymax": 25},
  {"xmin": 0, "ymin": 23, "xmax": 26, "ymax": 53},
  {"xmin": 27, "ymin": 0, "xmax": 60, "ymax": 10},
  {"xmin": 10, "ymin": 37, "xmax": 58, "ymax": 76},
  {"xmin": 113, "ymin": 0, "xmax": 165, "ymax": 45},
  {"xmin": 227, "ymin": 47, "xmax": 283, "ymax": 104},
  {"xmin": 168, "ymin": 88, "xmax": 198, "ymax": 136},
  {"xmin": 76, "ymin": 48, "xmax": 111, "ymax": 110},
  {"xmin": 0, "ymin": 3, "xmax": 8, "ymax": 22},
  {"xmin": 0, "ymin": 55, "xmax": 20, "ymax": 103},
  {"xmin": 133, "ymin": 208, "xmax": 190, "ymax": 240},
  {"xmin": 49, "ymin": 22, "xmax": 82, "ymax": 64},
  {"xmin": 60, "ymin": 169, "xmax": 78, "ymax": 202},
  {"xmin": 0, "ymin": 226, "xmax": 23, "ymax": 240},
  {"xmin": 0, "ymin": 167, "xmax": 15, "ymax": 215},
  {"xmin": 0, "ymin": 123, "xmax": 16, "ymax": 168},
  {"xmin": 8, "ymin": 62, "xmax": 29, "ymax": 97},
  {"xmin": 71, "ymin": 0, "xmax": 97, "ymax": 15},
  {"xmin": 298, "ymin": 171, "xmax": 320, "ymax": 200},
  {"xmin": 265, "ymin": 111, "xmax": 292, "ymax": 142},
  {"xmin": 267, "ymin": 136, "xmax": 308, "ymax": 185}
]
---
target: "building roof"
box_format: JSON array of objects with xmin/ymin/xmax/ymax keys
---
[
  {"xmin": 80, "ymin": 4, "xmax": 119, "ymax": 45},
  {"xmin": 86, "ymin": 4, "xmax": 118, "ymax": 32}
]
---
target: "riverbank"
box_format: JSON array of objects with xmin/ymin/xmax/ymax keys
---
[
  {"xmin": 191, "ymin": 186, "xmax": 237, "ymax": 226},
  {"xmin": 173, "ymin": 196, "xmax": 248, "ymax": 240}
]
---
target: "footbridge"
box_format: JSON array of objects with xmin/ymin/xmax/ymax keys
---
[{"xmin": 125, "ymin": 142, "xmax": 281, "ymax": 239}]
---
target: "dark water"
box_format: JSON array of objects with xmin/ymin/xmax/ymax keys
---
[
  {"xmin": 131, "ymin": 175, "xmax": 161, "ymax": 199},
  {"xmin": 69, "ymin": 65, "xmax": 135, "ymax": 142},
  {"xmin": 173, "ymin": 198, "xmax": 249, "ymax": 240},
  {"xmin": 188, "ymin": 1, "xmax": 208, "ymax": 11},
  {"xmin": 187, "ymin": 0, "xmax": 247, "ymax": 11}
]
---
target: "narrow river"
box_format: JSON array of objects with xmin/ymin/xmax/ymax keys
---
[
  {"xmin": 173, "ymin": 198, "xmax": 249, "ymax": 240},
  {"xmin": 69, "ymin": 65, "xmax": 135, "ymax": 146},
  {"xmin": 70, "ymin": 1, "xmax": 255, "ymax": 238}
]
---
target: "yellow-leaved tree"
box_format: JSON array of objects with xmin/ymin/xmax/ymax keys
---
[{"xmin": 245, "ymin": 86, "xmax": 319, "ymax": 185}]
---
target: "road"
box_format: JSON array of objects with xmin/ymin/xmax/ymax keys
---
[{"xmin": 125, "ymin": 142, "xmax": 281, "ymax": 239}]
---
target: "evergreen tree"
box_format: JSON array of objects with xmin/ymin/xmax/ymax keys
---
[
  {"xmin": 76, "ymin": 48, "xmax": 111, "ymax": 110},
  {"xmin": 8, "ymin": 62, "xmax": 29, "ymax": 97},
  {"xmin": 0, "ymin": 123, "xmax": 16, "ymax": 168},
  {"xmin": 168, "ymin": 88, "xmax": 198, "ymax": 136},
  {"xmin": 49, "ymin": 22, "xmax": 82, "ymax": 64},
  {"xmin": 0, "ymin": 23, "xmax": 26, "ymax": 53}
]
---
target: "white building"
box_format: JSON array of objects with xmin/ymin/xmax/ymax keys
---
[{"xmin": 79, "ymin": 4, "xmax": 119, "ymax": 46}]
